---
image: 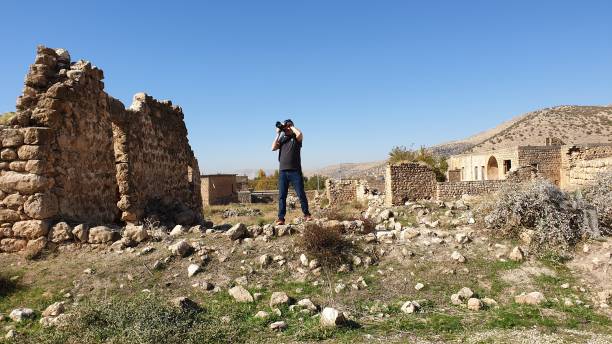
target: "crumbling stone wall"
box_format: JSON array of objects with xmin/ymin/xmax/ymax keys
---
[
  {"xmin": 517, "ymin": 146, "xmax": 562, "ymax": 186},
  {"xmin": 436, "ymin": 180, "xmax": 505, "ymax": 200},
  {"xmin": 325, "ymin": 179, "xmax": 358, "ymax": 205},
  {"xmin": 0, "ymin": 46, "xmax": 201, "ymax": 252},
  {"xmin": 561, "ymin": 144, "xmax": 612, "ymax": 188},
  {"xmin": 384, "ymin": 162, "xmax": 437, "ymax": 206}
]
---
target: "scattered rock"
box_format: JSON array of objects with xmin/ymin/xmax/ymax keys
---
[
  {"xmin": 88, "ymin": 226, "xmax": 119, "ymax": 244},
  {"xmin": 48, "ymin": 222, "xmax": 72, "ymax": 243},
  {"xmin": 269, "ymin": 321, "xmax": 287, "ymax": 331},
  {"xmin": 415, "ymin": 283, "xmax": 425, "ymax": 291},
  {"xmin": 509, "ymin": 246, "xmax": 525, "ymax": 262},
  {"xmin": 320, "ymin": 307, "xmax": 346, "ymax": 327},
  {"xmin": 226, "ymin": 223, "xmax": 248, "ymax": 240},
  {"xmin": 515, "ymin": 292, "xmax": 546, "ymax": 305},
  {"xmin": 170, "ymin": 225, "xmax": 185, "ymax": 237},
  {"xmin": 9, "ymin": 308, "xmax": 34, "ymax": 322},
  {"xmin": 168, "ymin": 240, "xmax": 193, "ymax": 257},
  {"xmin": 42, "ymin": 302, "xmax": 65, "ymax": 317},
  {"xmin": 259, "ymin": 254, "xmax": 272, "ymax": 268},
  {"xmin": 270, "ymin": 291, "xmax": 291, "ymax": 308},
  {"xmin": 229, "ymin": 285, "xmax": 254, "ymax": 302},
  {"xmin": 451, "ymin": 251, "xmax": 466, "ymax": 263},
  {"xmin": 171, "ymin": 297, "xmax": 200, "ymax": 311},
  {"xmin": 254, "ymin": 310, "xmax": 270, "ymax": 319},
  {"xmin": 467, "ymin": 298, "xmax": 483, "ymax": 311},
  {"xmin": 187, "ymin": 264, "xmax": 201, "ymax": 277},
  {"xmin": 71, "ymin": 224, "xmax": 89, "ymax": 242},
  {"xmin": 457, "ymin": 287, "xmax": 474, "ymax": 300},
  {"xmin": 401, "ymin": 301, "xmax": 421, "ymax": 314},
  {"xmin": 123, "ymin": 225, "xmax": 149, "ymax": 243}
]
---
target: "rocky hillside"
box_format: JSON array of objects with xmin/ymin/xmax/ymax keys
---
[
  {"xmin": 311, "ymin": 105, "xmax": 612, "ymax": 179},
  {"xmin": 467, "ymin": 105, "xmax": 612, "ymax": 152}
]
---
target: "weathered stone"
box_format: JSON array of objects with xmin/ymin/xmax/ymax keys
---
[
  {"xmin": 269, "ymin": 321, "xmax": 287, "ymax": 331},
  {"xmin": 2, "ymin": 129, "xmax": 24, "ymax": 147},
  {"xmin": 254, "ymin": 310, "xmax": 269, "ymax": 319},
  {"xmin": 17, "ymin": 145, "xmax": 45, "ymax": 160},
  {"xmin": 226, "ymin": 223, "xmax": 248, "ymax": 240},
  {"xmin": 9, "ymin": 308, "xmax": 34, "ymax": 322},
  {"xmin": 71, "ymin": 224, "xmax": 89, "ymax": 242},
  {"xmin": 168, "ymin": 240, "xmax": 193, "ymax": 257},
  {"xmin": 0, "ymin": 171, "xmax": 51, "ymax": 194},
  {"xmin": 21, "ymin": 127, "xmax": 53, "ymax": 145},
  {"xmin": 187, "ymin": 264, "xmax": 201, "ymax": 277},
  {"xmin": 0, "ymin": 208, "xmax": 21, "ymax": 222},
  {"xmin": 49, "ymin": 222, "xmax": 72, "ymax": 243},
  {"xmin": 88, "ymin": 226, "xmax": 119, "ymax": 244},
  {"xmin": 509, "ymin": 246, "xmax": 525, "ymax": 262},
  {"xmin": 515, "ymin": 292, "xmax": 546, "ymax": 305},
  {"xmin": 23, "ymin": 193, "xmax": 59, "ymax": 219},
  {"xmin": 3, "ymin": 194, "xmax": 27, "ymax": 209},
  {"xmin": 297, "ymin": 298, "xmax": 318, "ymax": 313},
  {"xmin": 451, "ymin": 251, "xmax": 466, "ymax": 263},
  {"xmin": 170, "ymin": 297, "xmax": 200, "ymax": 311},
  {"xmin": 13, "ymin": 220, "xmax": 49, "ymax": 239},
  {"xmin": 169, "ymin": 225, "xmax": 185, "ymax": 237},
  {"xmin": 259, "ymin": 254, "xmax": 272, "ymax": 267},
  {"xmin": 270, "ymin": 292, "xmax": 291, "ymax": 308},
  {"xmin": 229, "ymin": 285, "xmax": 254, "ymax": 302},
  {"xmin": 42, "ymin": 302, "xmax": 65, "ymax": 317},
  {"xmin": 9, "ymin": 161, "xmax": 26, "ymax": 172},
  {"xmin": 123, "ymin": 225, "xmax": 149, "ymax": 242},
  {"xmin": 0, "ymin": 238, "xmax": 27, "ymax": 252},
  {"xmin": 1, "ymin": 148, "xmax": 17, "ymax": 161},
  {"xmin": 458, "ymin": 287, "xmax": 474, "ymax": 300},
  {"xmin": 320, "ymin": 307, "xmax": 346, "ymax": 327},
  {"xmin": 467, "ymin": 298, "xmax": 483, "ymax": 311},
  {"xmin": 401, "ymin": 301, "xmax": 421, "ymax": 314}
]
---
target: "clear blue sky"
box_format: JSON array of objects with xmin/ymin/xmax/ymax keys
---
[{"xmin": 1, "ymin": 1, "xmax": 611, "ymax": 173}]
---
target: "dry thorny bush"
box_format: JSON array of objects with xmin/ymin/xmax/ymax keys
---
[
  {"xmin": 479, "ymin": 179, "xmax": 595, "ymax": 254},
  {"xmin": 580, "ymin": 171, "xmax": 612, "ymax": 235},
  {"xmin": 298, "ymin": 223, "xmax": 354, "ymax": 269}
]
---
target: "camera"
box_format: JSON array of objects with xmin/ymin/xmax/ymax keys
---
[{"xmin": 275, "ymin": 119, "xmax": 293, "ymax": 131}]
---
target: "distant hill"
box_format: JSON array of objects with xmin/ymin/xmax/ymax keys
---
[{"xmin": 309, "ymin": 105, "xmax": 612, "ymax": 179}]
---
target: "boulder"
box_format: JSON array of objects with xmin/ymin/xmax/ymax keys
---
[
  {"xmin": 169, "ymin": 225, "xmax": 185, "ymax": 237},
  {"xmin": 269, "ymin": 292, "xmax": 291, "ymax": 308},
  {"xmin": 88, "ymin": 226, "xmax": 119, "ymax": 244},
  {"xmin": 0, "ymin": 238, "xmax": 27, "ymax": 252},
  {"xmin": 0, "ymin": 208, "xmax": 20, "ymax": 222},
  {"xmin": 12, "ymin": 220, "xmax": 49, "ymax": 239},
  {"xmin": 9, "ymin": 308, "xmax": 34, "ymax": 322},
  {"xmin": 229, "ymin": 285, "xmax": 254, "ymax": 303},
  {"xmin": 23, "ymin": 193, "xmax": 58, "ymax": 219},
  {"xmin": 401, "ymin": 301, "xmax": 421, "ymax": 314},
  {"xmin": 123, "ymin": 225, "xmax": 149, "ymax": 243},
  {"xmin": 320, "ymin": 307, "xmax": 346, "ymax": 327},
  {"xmin": 509, "ymin": 246, "xmax": 525, "ymax": 262},
  {"xmin": 0, "ymin": 171, "xmax": 51, "ymax": 194},
  {"xmin": 42, "ymin": 302, "xmax": 65, "ymax": 317},
  {"xmin": 457, "ymin": 287, "xmax": 474, "ymax": 300},
  {"xmin": 72, "ymin": 224, "xmax": 89, "ymax": 242},
  {"xmin": 168, "ymin": 240, "xmax": 193, "ymax": 257},
  {"xmin": 467, "ymin": 298, "xmax": 482, "ymax": 311},
  {"xmin": 226, "ymin": 223, "xmax": 248, "ymax": 240},
  {"xmin": 49, "ymin": 222, "xmax": 72, "ymax": 243},
  {"xmin": 515, "ymin": 292, "xmax": 546, "ymax": 305},
  {"xmin": 187, "ymin": 264, "xmax": 201, "ymax": 277},
  {"xmin": 269, "ymin": 321, "xmax": 287, "ymax": 331}
]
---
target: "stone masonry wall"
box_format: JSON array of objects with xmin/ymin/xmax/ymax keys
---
[
  {"xmin": 518, "ymin": 146, "xmax": 562, "ymax": 186},
  {"xmin": 436, "ymin": 180, "xmax": 505, "ymax": 200},
  {"xmin": 562, "ymin": 144, "xmax": 612, "ymax": 189},
  {"xmin": 325, "ymin": 179, "xmax": 361, "ymax": 205},
  {"xmin": 0, "ymin": 46, "xmax": 201, "ymax": 252},
  {"xmin": 384, "ymin": 162, "xmax": 437, "ymax": 206}
]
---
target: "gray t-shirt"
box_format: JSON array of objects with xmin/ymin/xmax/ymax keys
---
[{"xmin": 278, "ymin": 134, "xmax": 302, "ymax": 171}]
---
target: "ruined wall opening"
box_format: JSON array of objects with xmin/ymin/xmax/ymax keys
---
[{"xmin": 487, "ymin": 156, "xmax": 499, "ymax": 180}]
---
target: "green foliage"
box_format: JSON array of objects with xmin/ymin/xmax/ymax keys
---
[
  {"xmin": 388, "ymin": 146, "xmax": 448, "ymax": 181},
  {"xmin": 304, "ymin": 174, "xmax": 327, "ymax": 191},
  {"xmin": 0, "ymin": 111, "xmax": 16, "ymax": 125}
]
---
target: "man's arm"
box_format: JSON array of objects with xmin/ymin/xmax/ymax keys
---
[
  {"xmin": 289, "ymin": 126, "xmax": 303, "ymax": 142},
  {"xmin": 271, "ymin": 130, "xmax": 281, "ymax": 151}
]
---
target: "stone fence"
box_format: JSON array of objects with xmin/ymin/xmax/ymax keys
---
[
  {"xmin": 436, "ymin": 180, "xmax": 505, "ymax": 200},
  {"xmin": 0, "ymin": 46, "xmax": 201, "ymax": 253}
]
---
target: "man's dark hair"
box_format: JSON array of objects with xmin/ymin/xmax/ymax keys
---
[{"xmin": 284, "ymin": 119, "xmax": 294, "ymax": 126}]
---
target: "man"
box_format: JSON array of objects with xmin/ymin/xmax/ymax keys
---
[{"xmin": 271, "ymin": 119, "xmax": 312, "ymax": 225}]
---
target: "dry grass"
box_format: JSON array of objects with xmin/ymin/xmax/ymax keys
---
[{"xmin": 299, "ymin": 223, "xmax": 354, "ymax": 268}]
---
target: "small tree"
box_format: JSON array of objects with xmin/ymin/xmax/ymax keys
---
[{"xmin": 388, "ymin": 145, "xmax": 448, "ymax": 181}]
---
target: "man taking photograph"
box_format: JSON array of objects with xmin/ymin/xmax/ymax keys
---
[{"xmin": 271, "ymin": 119, "xmax": 312, "ymax": 225}]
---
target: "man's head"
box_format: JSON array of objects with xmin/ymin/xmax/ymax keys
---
[{"xmin": 282, "ymin": 119, "xmax": 294, "ymax": 135}]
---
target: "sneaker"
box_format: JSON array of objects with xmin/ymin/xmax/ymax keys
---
[
  {"xmin": 303, "ymin": 215, "xmax": 313, "ymax": 222},
  {"xmin": 275, "ymin": 219, "xmax": 285, "ymax": 226}
]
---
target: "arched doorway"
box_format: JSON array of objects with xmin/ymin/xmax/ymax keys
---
[{"xmin": 487, "ymin": 156, "xmax": 499, "ymax": 180}]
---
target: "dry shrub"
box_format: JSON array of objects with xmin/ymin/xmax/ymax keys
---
[
  {"xmin": 299, "ymin": 223, "xmax": 353, "ymax": 268},
  {"xmin": 319, "ymin": 207, "xmax": 355, "ymax": 222},
  {"xmin": 581, "ymin": 171, "xmax": 612, "ymax": 234},
  {"xmin": 480, "ymin": 179, "xmax": 590, "ymax": 254}
]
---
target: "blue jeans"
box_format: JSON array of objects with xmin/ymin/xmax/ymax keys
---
[{"xmin": 278, "ymin": 169, "xmax": 310, "ymax": 220}]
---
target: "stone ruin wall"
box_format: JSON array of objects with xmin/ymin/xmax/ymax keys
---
[
  {"xmin": 435, "ymin": 180, "xmax": 505, "ymax": 200},
  {"xmin": 518, "ymin": 146, "xmax": 562, "ymax": 186},
  {"xmin": 561, "ymin": 144, "xmax": 612, "ymax": 189},
  {"xmin": 384, "ymin": 162, "xmax": 437, "ymax": 206},
  {"xmin": 324, "ymin": 179, "xmax": 371, "ymax": 206},
  {"xmin": 0, "ymin": 46, "xmax": 202, "ymax": 252}
]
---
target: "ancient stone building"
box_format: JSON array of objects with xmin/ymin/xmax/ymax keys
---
[
  {"xmin": 0, "ymin": 46, "xmax": 202, "ymax": 252},
  {"xmin": 201, "ymin": 174, "xmax": 239, "ymax": 206},
  {"xmin": 447, "ymin": 140, "xmax": 612, "ymax": 189},
  {"xmin": 384, "ymin": 162, "xmax": 437, "ymax": 206}
]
